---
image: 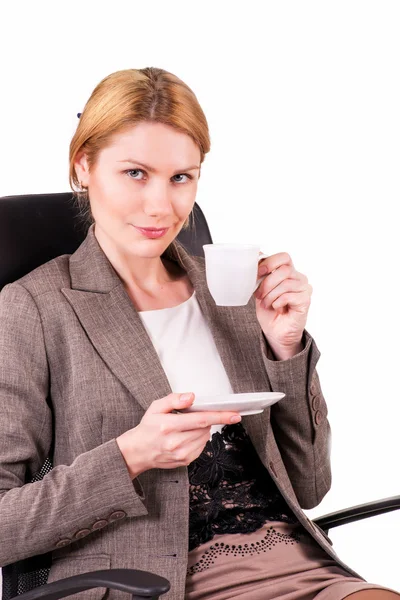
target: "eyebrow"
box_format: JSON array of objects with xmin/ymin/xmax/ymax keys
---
[{"xmin": 117, "ymin": 159, "xmax": 200, "ymax": 174}]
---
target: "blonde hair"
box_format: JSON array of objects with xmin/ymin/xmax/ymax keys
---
[{"xmin": 69, "ymin": 67, "xmax": 211, "ymax": 230}]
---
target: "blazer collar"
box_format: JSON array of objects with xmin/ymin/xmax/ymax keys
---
[{"xmin": 62, "ymin": 224, "xmax": 271, "ymax": 447}]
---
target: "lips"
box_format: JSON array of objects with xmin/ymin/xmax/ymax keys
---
[
  {"xmin": 138, "ymin": 227, "xmax": 169, "ymax": 231},
  {"xmin": 134, "ymin": 225, "xmax": 170, "ymax": 238}
]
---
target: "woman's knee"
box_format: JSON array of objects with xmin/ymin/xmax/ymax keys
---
[{"xmin": 343, "ymin": 590, "xmax": 400, "ymax": 599}]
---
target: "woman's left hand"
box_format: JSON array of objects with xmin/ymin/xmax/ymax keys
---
[{"xmin": 254, "ymin": 252, "xmax": 313, "ymax": 355}]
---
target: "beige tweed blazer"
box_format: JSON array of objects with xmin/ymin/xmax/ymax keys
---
[{"xmin": 0, "ymin": 224, "xmax": 362, "ymax": 599}]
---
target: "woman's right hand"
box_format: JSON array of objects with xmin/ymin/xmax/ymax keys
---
[{"xmin": 116, "ymin": 392, "xmax": 241, "ymax": 479}]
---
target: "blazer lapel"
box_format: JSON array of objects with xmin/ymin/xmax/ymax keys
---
[{"xmin": 61, "ymin": 225, "xmax": 272, "ymax": 421}]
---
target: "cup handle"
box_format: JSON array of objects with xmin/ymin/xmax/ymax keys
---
[{"xmin": 253, "ymin": 252, "xmax": 269, "ymax": 293}]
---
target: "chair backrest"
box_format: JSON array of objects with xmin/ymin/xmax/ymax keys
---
[
  {"xmin": 0, "ymin": 192, "xmax": 213, "ymax": 598},
  {"xmin": 0, "ymin": 192, "xmax": 213, "ymax": 292}
]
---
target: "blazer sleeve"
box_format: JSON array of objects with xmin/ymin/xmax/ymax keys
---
[
  {"xmin": 260, "ymin": 328, "xmax": 332, "ymax": 509},
  {"xmin": 0, "ymin": 283, "xmax": 148, "ymax": 568}
]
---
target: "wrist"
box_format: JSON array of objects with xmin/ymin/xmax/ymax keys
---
[
  {"xmin": 267, "ymin": 338, "xmax": 305, "ymax": 361},
  {"xmin": 116, "ymin": 430, "xmax": 148, "ymax": 480}
]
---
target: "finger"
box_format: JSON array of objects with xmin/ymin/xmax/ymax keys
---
[
  {"xmin": 258, "ymin": 278, "xmax": 307, "ymax": 306},
  {"xmin": 186, "ymin": 435, "xmax": 213, "ymax": 464},
  {"xmin": 255, "ymin": 265, "xmax": 293, "ymax": 298},
  {"xmin": 257, "ymin": 252, "xmax": 294, "ymax": 276},
  {"xmin": 169, "ymin": 433, "xmax": 211, "ymax": 467},
  {"xmin": 159, "ymin": 410, "xmax": 242, "ymax": 433},
  {"xmin": 266, "ymin": 290, "xmax": 312, "ymax": 311},
  {"xmin": 147, "ymin": 393, "xmax": 194, "ymax": 415},
  {"xmin": 256, "ymin": 265, "xmax": 307, "ymax": 300},
  {"xmin": 163, "ymin": 428, "xmax": 210, "ymax": 454}
]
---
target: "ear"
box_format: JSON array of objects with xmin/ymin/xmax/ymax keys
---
[{"xmin": 74, "ymin": 151, "xmax": 90, "ymax": 186}]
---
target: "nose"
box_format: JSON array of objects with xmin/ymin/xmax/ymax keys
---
[{"xmin": 142, "ymin": 181, "xmax": 175, "ymax": 217}]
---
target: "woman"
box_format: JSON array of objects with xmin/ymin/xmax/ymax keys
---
[{"xmin": 0, "ymin": 68, "xmax": 398, "ymax": 600}]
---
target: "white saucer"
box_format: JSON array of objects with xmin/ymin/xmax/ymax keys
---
[{"xmin": 182, "ymin": 392, "xmax": 285, "ymax": 416}]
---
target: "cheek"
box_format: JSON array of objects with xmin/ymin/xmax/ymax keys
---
[
  {"xmin": 178, "ymin": 185, "xmax": 198, "ymax": 213},
  {"xmin": 91, "ymin": 175, "xmax": 133, "ymax": 216},
  {"xmin": 101, "ymin": 173, "xmax": 126, "ymax": 198}
]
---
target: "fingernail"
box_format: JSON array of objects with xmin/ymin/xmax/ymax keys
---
[
  {"xmin": 230, "ymin": 415, "xmax": 241, "ymax": 423},
  {"xmin": 180, "ymin": 393, "xmax": 192, "ymax": 402},
  {"xmin": 259, "ymin": 266, "xmax": 268, "ymax": 276}
]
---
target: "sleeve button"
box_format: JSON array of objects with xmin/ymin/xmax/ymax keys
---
[
  {"xmin": 314, "ymin": 410, "xmax": 322, "ymax": 425},
  {"xmin": 92, "ymin": 519, "xmax": 108, "ymax": 530},
  {"xmin": 74, "ymin": 529, "xmax": 91, "ymax": 539},
  {"xmin": 55, "ymin": 539, "xmax": 71, "ymax": 548},
  {"xmin": 312, "ymin": 396, "xmax": 321, "ymax": 410},
  {"xmin": 109, "ymin": 510, "xmax": 127, "ymax": 521}
]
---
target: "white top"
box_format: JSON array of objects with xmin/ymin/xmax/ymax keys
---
[{"xmin": 137, "ymin": 290, "xmax": 234, "ymax": 437}]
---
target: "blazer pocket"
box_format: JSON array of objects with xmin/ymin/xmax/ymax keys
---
[{"xmin": 47, "ymin": 553, "xmax": 111, "ymax": 600}]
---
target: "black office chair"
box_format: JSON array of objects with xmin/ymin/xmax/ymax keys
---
[{"xmin": 0, "ymin": 192, "xmax": 399, "ymax": 600}]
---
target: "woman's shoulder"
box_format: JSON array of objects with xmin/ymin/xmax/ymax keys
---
[{"xmin": 4, "ymin": 253, "xmax": 73, "ymax": 299}]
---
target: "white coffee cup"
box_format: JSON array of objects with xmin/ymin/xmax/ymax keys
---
[{"xmin": 202, "ymin": 243, "xmax": 268, "ymax": 306}]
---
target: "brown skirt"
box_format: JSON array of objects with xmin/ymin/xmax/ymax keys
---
[{"xmin": 184, "ymin": 521, "xmax": 399, "ymax": 600}]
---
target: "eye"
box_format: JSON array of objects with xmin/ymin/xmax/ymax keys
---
[
  {"xmin": 124, "ymin": 169, "xmax": 193, "ymax": 184},
  {"xmin": 172, "ymin": 173, "xmax": 193, "ymax": 183},
  {"xmin": 125, "ymin": 169, "xmax": 145, "ymax": 180}
]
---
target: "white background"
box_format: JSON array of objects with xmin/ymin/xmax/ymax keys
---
[{"xmin": 0, "ymin": 0, "xmax": 399, "ymax": 594}]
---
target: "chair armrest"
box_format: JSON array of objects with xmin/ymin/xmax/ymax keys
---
[
  {"xmin": 11, "ymin": 568, "xmax": 170, "ymax": 600},
  {"xmin": 313, "ymin": 494, "xmax": 400, "ymax": 533}
]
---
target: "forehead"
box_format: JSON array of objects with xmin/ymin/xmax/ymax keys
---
[{"xmin": 101, "ymin": 122, "xmax": 200, "ymax": 167}]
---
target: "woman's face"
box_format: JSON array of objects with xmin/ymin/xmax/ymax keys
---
[{"xmin": 75, "ymin": 121, "xmax": 201, "ymax": 258}]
